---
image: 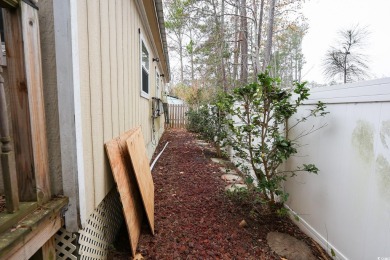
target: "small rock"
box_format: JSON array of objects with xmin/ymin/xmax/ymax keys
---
[
  {"xmin": 196, "ymin": 140, "xmax": 209, "ymax": 146},
  {"xmin": 134, "ymin": 253, "xmax": 144, "ymax": 260},
  {"xmin": 221, "ymin": 174, "xmax": 243, "ymax": 183},
  {"xmin": 225, "ymin": 184, "xmax": 248, "ymax": 192},
  {"xmin": 211, "ymin": 158, "xmax": 228, "ymax": 164},
  {"xmin": 219, "ymin": 167, "xmax": 230, "ymax": 173},
  {"xmin": 239, "ymin": 219, "xmax": 248, "ymax": 228}
]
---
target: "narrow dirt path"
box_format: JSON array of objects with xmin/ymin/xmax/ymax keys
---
[{"xmin": 110, "ymin": 129, "xmax": 326, "ymax": 259}]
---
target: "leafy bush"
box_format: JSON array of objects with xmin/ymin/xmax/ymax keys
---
[
  {"xmin": 217, "ymin": 71, "xmax": 328, "ymax": 205},
  {"xmin": 186, "ymin": 106, "xmax": 211, "ymax": 136}
]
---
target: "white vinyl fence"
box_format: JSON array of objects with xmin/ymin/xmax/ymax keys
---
[{"xmin": 283, "ymin": 77, "xmax": 390, "ymax": 260}]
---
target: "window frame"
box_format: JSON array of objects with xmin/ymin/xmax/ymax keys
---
[{"xmin": 140, "ymin": 35, "xmax": 150, "ymax": 99}]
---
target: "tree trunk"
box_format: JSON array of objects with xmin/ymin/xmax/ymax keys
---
[
  {"xmin": 232, "ymin": 0, "xmax": 240, "ymax": 84},
  {"xmin": 240, "ymin": 0, "xmax": 248, "ymax": 84},
  {"xmin": 254, "ymin": 0, "xmax": 264, "ymax": 79},
  {"xmin": 252, "ymin": 0, "xmax": 257, "ymax": 80},
  {"xmin": 344, "ymin": 57, "xmax": 347, "ymax": 83},
  {"xmin": 178, "ymin": 33, "xmax": 184, "ymax": 82},
  {"xmin": 189, "ymin": 29, "xmax": 194, "ymax": 83},
  {"xmin": 212, "ymin": 0, "xmax": 227, "ymax": 91},
  {"xmin": 263, "ymin": 0, "xmax": 277, "ymax": 70},
  {"xmin": 221, "ymin": 0, "xmax": 227, "ymax": 91}
]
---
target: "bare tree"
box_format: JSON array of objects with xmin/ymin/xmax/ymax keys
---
[
  {"xmin": 211, "ymin": 0, "xmax": 227, "ymax": 91},
  {"xmin": 165, "ymin": 0, "xmax": 188, "ymax": 83},
  {"xmin": 240, "ymin": 0, "xmax": 248, "ymax": 84},
  {"xmin": 322, "ymin": 25, "xmax": 370, "ymax": 83},
  {"xmin": 164, "ymin": 0, "xmax": 307, "ymax": 88},
  {"xmin": 232, "ymin": 0, "xmax": 240, "ymax": 83},
  {"xmin": 263, "ymin": 0, "xmax": 277, "ymax": 70}
]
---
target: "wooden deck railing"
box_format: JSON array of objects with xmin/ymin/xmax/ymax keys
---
[
  {"xmin": 0, "ymin": 49, "xmax": 19, "ymax": 213},
  {"xmin": 0, "ymin": 2, "xmax": 67, "ymax": 258}
]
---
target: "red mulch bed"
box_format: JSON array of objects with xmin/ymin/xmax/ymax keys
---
[{"xmin": 109, "ymin": 129, "xmax": 328, "ymax": 259}]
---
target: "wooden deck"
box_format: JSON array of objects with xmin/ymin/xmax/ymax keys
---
[{"xmin": 0, "ymin": 197, "xmax": 68, "ymax": 259}]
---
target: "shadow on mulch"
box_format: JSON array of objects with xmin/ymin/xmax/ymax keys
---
[
  {"xmin": 0, "ymin": 195, "xmax": 5, "ymax": 214},
  {"xmin": 108, "ymin": 129, "xmax": 329, "ymax": 260}
]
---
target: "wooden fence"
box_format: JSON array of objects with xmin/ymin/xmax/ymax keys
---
[{"xmin": 167, "ymin": 104, "xmax": 189, "ymax": 128}]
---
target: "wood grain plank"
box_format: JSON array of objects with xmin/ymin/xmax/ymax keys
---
[
  {"xmin": 126, "ymin": 127, "xmax": 154, "ymax": 234},
  {"xmin": 105, "ymin": 128, "xmax": 144, "ymax": 257},
  {"xmin": 0, "ymin": 59, "xmax": 19, "ymax": 212},
  {"xmin": 21, "ymin": 2, "xmax": 51, "ymax": 203},
  {"xmin": 38, "ymin": 237, "xmax": 56, "ymax": 260},
  {"xmin": 5, "ymin": 212, "xmax": 63, "ymax": 260},
  {"xmin": 0, "ymin": 198, "xmax": 67, "ymax": 260},
  {"xmin": 2, "ymin": 7, "xmax": 36, "ymax": 201}
]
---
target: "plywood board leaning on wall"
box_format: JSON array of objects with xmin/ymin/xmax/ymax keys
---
[
  {"xmin": 105, "ymin": 128, "xmax": 144, "ymax": 257},
  {"xmin": 126, "ymin": 127, "xmax": 155, "ymax": 234}
]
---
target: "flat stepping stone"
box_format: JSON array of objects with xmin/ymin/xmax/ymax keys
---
[
  {"xmin": 196, "ymin": 140, "xmax": 209, "ymax": 146},
  {"xmin": 219, "ymin": 167, "xmax": 236, "ymax": 174},
  {"xmin": 225, "ymin": 184, "xmax": 247, "ymax": 192},
  {"xmin": 267, "ymin": 232, "xmax": 316, "ymax": 260},
  {"xmin": 221, "ymin": 174, "xmax": 243, "ymax": 183},
  {"xmin": 211, "ymin": 158, "xmax": 228, "ymax": 164}
]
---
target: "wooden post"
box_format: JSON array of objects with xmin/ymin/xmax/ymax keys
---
[
  {"xmin": 2, "ymin": 7, "xmax": 37, "ymax": 201},
  {"xmin": 30, "ymin": 236, "xmax": 56, "ymax": 260},
  {"xmin": 2, "ymin": 1, "xmax": 51, "ymax": 204},
  {"xmin": 20, "ymin": 1, "xmax": 51, "ymax": 204},
  {"xmin": 0, "ymin": 49, "xmax": 19, "ymax": 213}
]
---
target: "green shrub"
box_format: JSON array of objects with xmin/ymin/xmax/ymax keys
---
[
  {"xmin": 186, "ymin": 105, "xmax": 224, "ymax": 143},
  {"xmin": 217, "ymin": 71, "xmax": 328, "ymax": 205}
]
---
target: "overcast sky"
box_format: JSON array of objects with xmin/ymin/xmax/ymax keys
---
[{"xmin": 301, "ymin": 0, "xmax": 390, "ymax": 84}]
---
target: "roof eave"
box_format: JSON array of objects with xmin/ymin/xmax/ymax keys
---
[{"xmin": 154, "ymin": 0, "xmax": 171, "ymax": 81}]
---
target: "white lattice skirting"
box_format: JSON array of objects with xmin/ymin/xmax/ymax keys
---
[{"xmin": 55, "ymin": 188, "xmax": 124, "ymax": 259}]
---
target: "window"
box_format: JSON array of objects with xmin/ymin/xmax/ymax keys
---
[{"xmin": 141, "ymin": 39, "xmax": 149, "ymax": 97}]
